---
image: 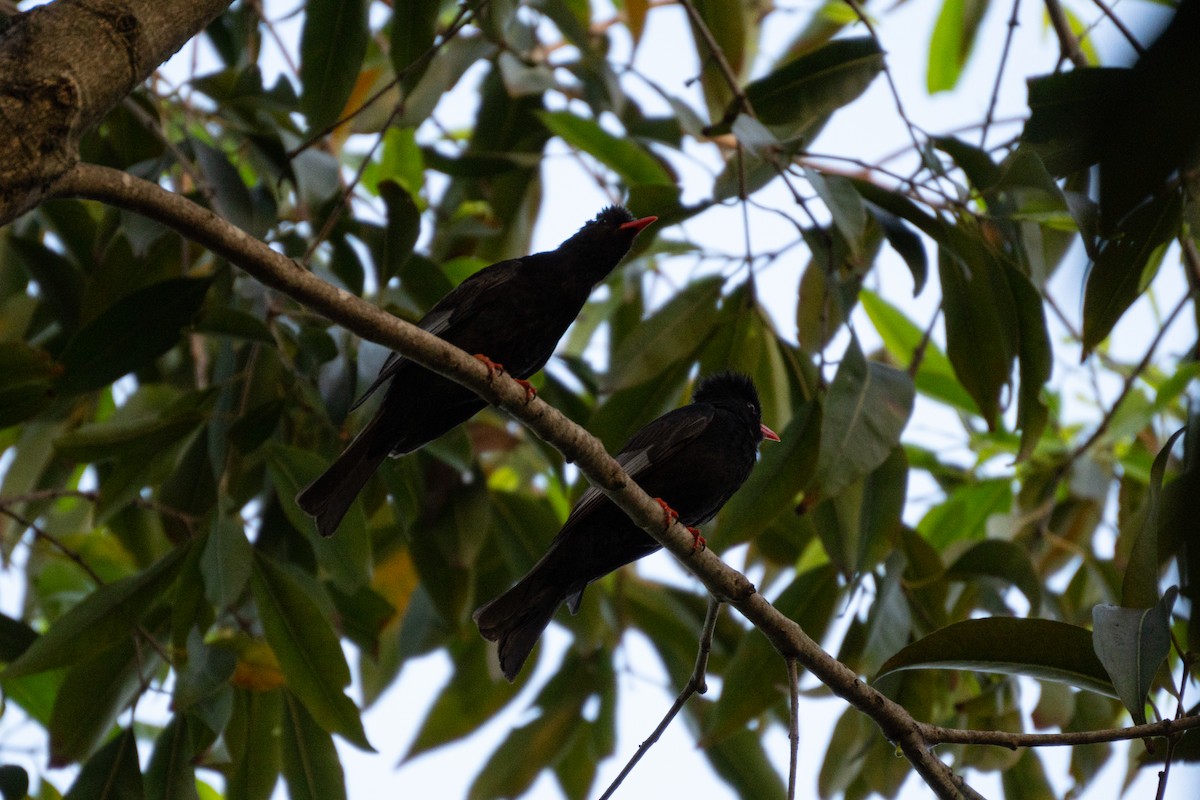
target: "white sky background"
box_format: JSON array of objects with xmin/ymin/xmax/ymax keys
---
[{"xmin": 3, "ymin": 0, "xmax": 1199, "ymax": 798}]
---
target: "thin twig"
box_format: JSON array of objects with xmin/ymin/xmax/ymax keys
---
[
  {"xmin": 908, "ymin": 301, "xmax": 943, "ymax": 379},
  {"xmin": 922, "ymin": 712, "xmax": 1200, "ymax": 748},
  {"xmin": 1043, "ymin": 0, "xmax": 1089, "ymax": 67},
  {"xmin": 981, "ymin": 0, "xmax": 1022, "ymax": 148},
  {"xmin": 1087, "ymin": 0, "xmax": 1144, "ymax": 55},
  {"xmin": 598, "ymin": 598, "xmax": 723, "ymax": 800},
  {"xmin": 787, "ymin": 657, "xmax": 800, "ymax": 800},
  {"xmin": 676, "ymin": 0, "xmax": 753, "ymax": 119}
]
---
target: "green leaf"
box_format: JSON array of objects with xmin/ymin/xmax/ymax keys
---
[
  {"xmin": 224, "ymin": 688, "xmax": 282, "ymax": 800},
  {"xmin": 0, "ymin": 613, "xmax": 37, "ymax": 663},
  {"xmin": 537, "ymin": 111, "xmax": 675, "ymax": 187},
  {"xmin": 859, "ymin": 288, "xmax": 977, "ymax": 414},
  {"xmin": 249, "ymin": 552, "xmax": 373, "ymax": 751},
  {"xmin": 0, "ymin": 341, "xmax": 58, "ymax": 428},
  {"xmin": 145, "ymin": 717, "xmax": 199, "ymax": 800},
  {"xmin": 193, "ymin": 306, "xmax": 275, "ymax": 344},
  {"xmin": 703, "ymin": 725, "xmax": 787, "ymax": 800},
  {"xmin": 280, "ymin": 691, "xmax": 348, "ymax": 800},
  {"xmin": 717, "ymin": 37, "xmax": 884, "ymax": 137},
  {"xmin": 201, "ymin": 516, "xmax": 254, "ymax": 609},
  {"xmin": 1124, "ymin": 428, "xmax": 1184, "ymax": 608},
  {"xmin": 54, "ymin": 408, "xmax": 205, "ymax": 464},
  {"xmin": 1082, "ymin": 190, "xmax": 1181, "ymax": 355},
  {"xmin": 946, "ymin": 539, "xmax": 1042, "ymax": 612},
  {"xmin": 917, "ymin": 478, "xmax": 1012, "ymax": 549},
  {"xmin": 1021, "ymin": 69, "xmax": 1127, "ymax": 176},
  {"xmin": 816, "ymin": 334, "xmax": 914, "ymax": 499},
  {"xmin": 299, "ymin": 0, "xmax": 369, "ymax": 131},
  {"xmin": 8, "ymin": 236, "xmax": 84, "ymax": 333},
  {"xmin": 378, "ymin": 179, "xmax": 421, "ymax": 285},
  {"xmin": 466, "ymin": 697, "xmax": 581, "ymax": 799},
  {"xmin": 687, "ymin": 0, "xmax": 747, "ymax": 123},
  {"xmin": 937, "ymin": 228, "xmax": 1018, "ymax": 427},
  {"xmin": 0, "ymin": 765, "xmax": 28, "ymax": 800},
  {"xmin": 927, "ymin": 0, "xmax": 988, "ymax": 93},
  {"xmin": 265, "ymin": 443, "xmax": 371, "ymax": 594},
  {"xmin": 4, "ymin": 546, "xmax": 187, "ymax": 678},
  {"xmin": 64, "ymin": 729, "xmax": 144, "ymax": 800},
  {"xmin": 49, "ymin": 635, "xmax": 162, "ymax": 767},
  {"xmin": 876, "ymin": 618, "xmax": 1117, "ymax": 698},
  {"xmin": 1003, "ymin": 261, "xmax": 1052, "ymax": 461},
  {"xmin": 57, "ymin": 277, "xmax": 212, "ymax": 395},
  {"xmin": 813, "ymin": 446, "xmax": 908, "ymax": 576},
  {"xmin": 806, "ymin": 170, "xmax": 866, "ymax": 256},
  {"xmin": 391, "ymin": 0, "xmax": 440, "ymax": 91},
  {"xmin": 1092, "ymin": 587, "xmax": 1178, "ymax": 724},
  {"xmin": 1002, "ymin": 749, "xmax": 1055, "ymax": 800},
  {"xmin": 605, "ymin": 276, "xmax": 724, "ymax": 391},
  {"xmin": 868, "ymin": 204, "xmax": 928, "ymax": 295},
  {"xmin": 714, "ymin": 399, "xmax": 820, "ymax": 548}
]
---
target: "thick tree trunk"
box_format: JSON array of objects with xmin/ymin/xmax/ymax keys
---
[{"xmin": 0, "ymin": 0, "xmax": 231, "ymax": 223}]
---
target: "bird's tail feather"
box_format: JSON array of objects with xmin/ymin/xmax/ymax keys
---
[
  {"xmin": 296, "ymin": 414, "xmax": 389, "ymax": 538},
  {"xmin": 474, "ymin": 575, "xmax": 564, "ymax": 681}
]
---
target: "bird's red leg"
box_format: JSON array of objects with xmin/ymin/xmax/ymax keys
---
[
  {"xmin": 653, "ymin": 498, "xmax": 706, "ymax": 551},
  {"xmin": 473, "ymin": 354, "xmax": 505, "ymax": 381},
  {"xmin": 514, "ymin": 378, "xmax": 537, "ymax": 402}
]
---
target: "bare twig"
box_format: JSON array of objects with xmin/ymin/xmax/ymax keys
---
[
  {"xmin": 598, "ymin": 598, "xmax": 723, "ymax": 800},
  {"xmin": 787, "ymin": 657, "xmax": 800, "ymax": 800},
  {"xmin": 922, "ymin": 713, "xmax": 1200, "ymax": 748},
  {"xmin": 982, "ymin": 0, "xmax": 1022, "ymax": 148},
  {"xmin": 677, "ymin": 0, "xmax": 754, "ymax": 119},
  {"xmin": 1087, "ymin": 0, "xmax": 1144, "ymax": 56},
  {"xmin": 1043, "ymin": 0, "xmax": 1089, "ymax": 67}
]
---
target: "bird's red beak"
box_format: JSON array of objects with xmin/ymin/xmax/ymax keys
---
[
  {"xmin": 761, "ymin": 424, "xmax": 781, "ymax": 442},
  {"xmin": 619, "ymin": 216, "xmax": 657, "ymax": 234}
]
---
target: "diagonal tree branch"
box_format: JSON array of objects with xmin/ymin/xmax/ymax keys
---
[{"xmin": 52, "ymin": 161, "xmax": 979, "ymax": 800}]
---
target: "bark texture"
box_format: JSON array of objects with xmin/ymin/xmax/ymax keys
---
[{"xmin": 0, "ymin": 0, "xmax": 231, "ymax": 222}]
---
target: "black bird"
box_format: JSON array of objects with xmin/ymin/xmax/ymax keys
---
[
  {"xmin": 474, "ymin": 372, "xmax": 781, "ymax": 681},
  {"xmin": 297, "ymin": 207, "xmax": 656, "ymax": 538}
]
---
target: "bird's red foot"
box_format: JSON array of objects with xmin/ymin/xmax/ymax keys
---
[
  {"xmin": 473, "ymin": 354, "xmax": 505, "ymax": 381},
  {"xmin": 514, "ymin": 378, "xmax": 537, "ymax": 402},
  {"xmin": 653, "ymin": 498, "xmax": 705, "ymax": 551}
]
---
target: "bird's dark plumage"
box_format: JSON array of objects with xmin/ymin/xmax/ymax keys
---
[
  {"xmin": 297, "ymin": 207, "xmax": 656, "ymax": 537},
  {"xmin": 473, "ymin": 372, "xmax": 780, "ymax": 681}
]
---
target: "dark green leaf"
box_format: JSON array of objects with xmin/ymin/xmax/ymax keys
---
[
  {"xmin": 57, "ymin": 277, "xmax": 212, "ymax": 395},
  {"xmin": 193, "ymin": 306, "xmax": 275, "ymax": 344},
  {"xmin": 8, "ymin": 236, "xmax": 83, "ymax": 333},
  {"xmin": 876, "ymin": 618, "xmax": 1116, "ymax": 698},
  {"xmin": 816, "ymin": 334, "xmax": 914, "ymax": 499},
  {"xmin": 49, "ymin": 636, "xmax": 161, "ymax": 767},
  {"xmin": 0, "ymin": 613, "xmax": 37, "ymax": 663},
  {"xmin": 868, "ymin": 204, "xmax": 928, "ymax": 295},
  {"xmin": 201, "ymin": 516, "xmax": 254, "ymax": 609},
  {"xmin": 605, "ymin": 276, "xmax": 724, "ymax": 391},
  {"xmin": 1082, "ymin": 190, "xmax": 1181, "ymax": 355},
  {"xmin": 716, "ymin": 37, "xmax": 884, "ymax": 137},
  {"xmin": 4, "ymin": 546, "xmax": 187, "ymax": 678},
  {"xmin": 64, "ymin": 729, "xmax": 144, "ymax": 800},
  {"xmin": 280, "ymin": 691, "xmax": 347, "ymax": 800},
  {"xmin": 299, "ymin": 0, "xmax": 369, "ymax": 131},
  {"xmin": 1021, "ymin": 69, "xmax": 1128, "ymax": 176},
  {"xmin": 145, "ymin": 717, "xmax": 199, "ymax": 800},
  {"xmin": 378, "ymin": 180, "xmax": 421, "ymax": 285},
  {"xmin": 1124, "ymin": 428, "xmax": 1184, "ymax": 608},
  {"xmin": 0, "ymin": 341, "xmax": 57, "ymax": 428},
  {"xmin": 0, "ymin": 765, "xmax": 28, "ymax": 800},
  {"xmin": 1003, "ymin": 261, "xmax": 1052, "ymax": 461},
  {"xmin": 224, "ymin": 688, "xmax": 282, "ymax": 800},
  {"xmin": 937, "ymin": 228, "xmax": 1018, "ymax": 427},
  {"xmin": 249, "ymin": 552, "xmax": 373, "ymax": 751},
  {"xmin": 1092, "ymin": 587, "xmax": 1177, "ymax": 724},
  {"xmin": 391, "ymin": 0, "xmax": 440, "ymax": 91}
]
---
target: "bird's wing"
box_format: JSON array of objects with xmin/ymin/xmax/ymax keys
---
[
  {"xmin": 348, "ymin": 260, "xmax": 522, "ymax": 410},
  {"xmin": 561, "ymin": 406, "xmax": 715, "ymax": 530}
]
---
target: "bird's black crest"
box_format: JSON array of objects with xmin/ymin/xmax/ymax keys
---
[
  {"xmin": 693, "ymin": 371, "xmax": 759, "ymax": 407},
  {"xmin": 591, "ymin": 206, "xmax": 635, "ymax": 227}
]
